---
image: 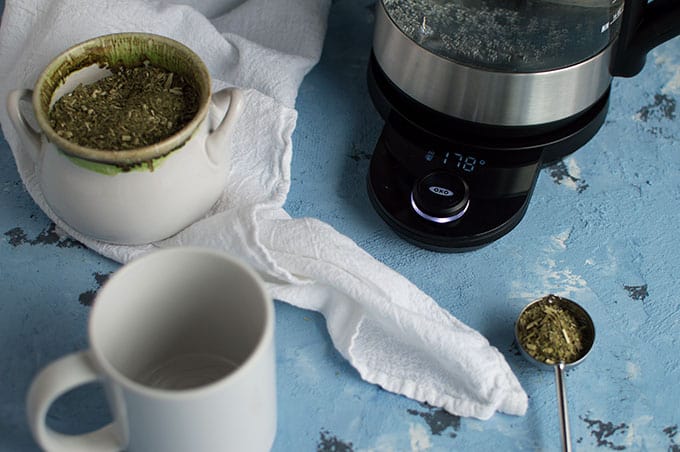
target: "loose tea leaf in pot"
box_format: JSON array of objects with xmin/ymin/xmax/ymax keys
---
[
  {"xmin": 48, "ymin": 63, "xmax": 199, "ymax": 151},
  {"xmin": 516, "ymin": 295, "xmax": 587, "ymax": 365}
]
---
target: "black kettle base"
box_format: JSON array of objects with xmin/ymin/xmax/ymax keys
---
[
  {"xmin": 367, "ymin": 133, "xmax": 536, "ymax": 252},
  {"xmin": 366, "ymin": 54, "xmax": 610, "ymax": 252}
]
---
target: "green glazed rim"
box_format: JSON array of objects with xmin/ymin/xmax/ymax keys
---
[{"xmin": 32, "ymin": 32, "xmax": 211, "ymax": 166}]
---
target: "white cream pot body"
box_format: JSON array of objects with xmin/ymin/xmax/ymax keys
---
[
  {"xmin": 6, "ymin": 33, "xmax": 244, "ymax": 245},
  {"xmin": 8, "ymin": 86, "xmax": 243, "ymax": 245}
]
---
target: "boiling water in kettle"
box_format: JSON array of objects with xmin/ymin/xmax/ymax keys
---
[{"xmin": 383, "ymin": 0, "xmax": 624, "ymax": 72}]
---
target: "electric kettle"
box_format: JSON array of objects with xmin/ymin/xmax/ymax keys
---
[{"xmin": 366, "ymin": 0, "xmax": 680, "ymax": 251}]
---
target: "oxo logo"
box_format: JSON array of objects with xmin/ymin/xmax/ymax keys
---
[{"xmin": 428, "ymin": 186, "xmax": 454, "ymax": 197}]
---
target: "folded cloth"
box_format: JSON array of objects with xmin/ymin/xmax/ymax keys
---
[{"xmin": 0, "ymin": 0, "xmax": 528, "ymax": 419}]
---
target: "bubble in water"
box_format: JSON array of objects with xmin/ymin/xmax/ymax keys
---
[{"xmin": 382, "ymin": 0, "xmax": 623, "ymax": 72}]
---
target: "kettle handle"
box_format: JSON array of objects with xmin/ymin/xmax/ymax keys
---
[{"xmin": 612, "ymin": 0, "xmax": 680, "ymax": 77}]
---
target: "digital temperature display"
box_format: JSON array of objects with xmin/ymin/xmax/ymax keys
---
[{"xmin": 424, "ymin": 150, "xmax": 486, "ymax": 173}]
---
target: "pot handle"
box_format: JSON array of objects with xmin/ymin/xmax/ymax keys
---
[
  {"xmin": 205, "ymin": 87, "xmax": 244, "ymax": 167},
  {"xmin": 7, "ymin": 89, "xmax": 42, "ymax": 161},
  {"xmin": 612, "ymin": 0, "xmax": 680, "ymax": 77}
]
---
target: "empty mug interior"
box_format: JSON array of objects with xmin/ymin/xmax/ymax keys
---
[{"xmin": 89, "ymin": 249, "xmax": 272, "ymax": 392}]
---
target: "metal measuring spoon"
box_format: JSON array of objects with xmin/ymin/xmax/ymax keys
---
[{"xmin": 515, "ymin": 295, "xmax": 596, "ymax": 452}]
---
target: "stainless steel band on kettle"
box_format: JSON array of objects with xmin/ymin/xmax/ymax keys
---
[{"xmin": 372, "ymin": 1, "xmax": 614, "ymax": 127}]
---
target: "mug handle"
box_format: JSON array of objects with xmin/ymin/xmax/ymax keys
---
[
  {"xmin": 7, "ymin": 89, "xmax": 42, "ymax": 161},
  {"xmin": 26, "ymin": 351, "xmax": 122, "ymax": 452},
  {"xmin": 205, "ymin": 87, "xmax": 244, "ymax": 166}
]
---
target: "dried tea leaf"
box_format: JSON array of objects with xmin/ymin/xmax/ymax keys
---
[
  {"xmin": 517, "ymin": 295, "xmax": 587, "ymax": 365},
  {"xmin": 49, "ymin": 64, "xmax": 199, "ymax": 151}
]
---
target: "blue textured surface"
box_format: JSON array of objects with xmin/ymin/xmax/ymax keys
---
[{"xmin": 2, "ymin": 1, "xmax": 680, "ymax": 451}]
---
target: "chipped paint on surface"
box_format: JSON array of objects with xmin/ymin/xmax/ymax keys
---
[
  {"xmin": 663, "ymin": 425, "xmax": 679, "ymax": 451},
  {"xmin": 549, "ymin": 229, "xmax": 572, "ymax": 251},
  {"xmin": 510, "ymin": 258, "xmax": 589, "ymax": 301},
  {"xmin": 318, "ymin": 429, "xmax": 354, "ymax": 452},
  {"xmin": 408, "ymin": 423, "xmax": 432, "ymax": 451},
  {"xmin": 294, "ymin": 345, "xmax": 323, "ymax": 384},
  {"xmin": 654, "ymin": 52, "xmax": 680, "ymax": 94},
  {"xmin": 78, "ymin": 272, "xmax": 111, "ymax": 306},
  {"xmin": 348, "ymin": 142, "xmax": 371, "ymax": 162},
  {"xmin": 547, "ymin": 159, "xmax": 589, "ymax": 193},
  {"xmin": 622, "ymin": 416, "xmax": 656, "ymax": 450},
  {"xmin": 3, "ymin": 223, "xmax": 83, "ymax": 248},
  {"xmin": 664, "ymin": 71, "xmax": 680, "ymax": 94},
  {"xmin": 635, "ymin": 94, "xmax": 677, "ymax": 122},
  {"xmin": 625, "ymin": 361, "xmax": 640, "ymax": 380},
  {"xmin": 582, "ymin": 417, "xmax": 628, "ymax": 450},
  {"xmin": 624, "ymin": 284, "xmax": 649, "ymax": 301},
  {"xmin": 407, "ymin": 404, "xmax": 460, "ymax": 438}
]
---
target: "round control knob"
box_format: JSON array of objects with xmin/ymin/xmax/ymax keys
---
[{"xmin": 411, "ymin": 170, "xmax": 470, "ymax": 223}]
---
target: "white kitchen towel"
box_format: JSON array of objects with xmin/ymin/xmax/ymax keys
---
[{"xmin": 0, "ymin": 0, "xmax": 528, "ymax": 419}]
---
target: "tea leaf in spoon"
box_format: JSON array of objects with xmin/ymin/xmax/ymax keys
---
[{"xmin": 517, "ymin": 295, "xmax": 586, "ymax": 365}]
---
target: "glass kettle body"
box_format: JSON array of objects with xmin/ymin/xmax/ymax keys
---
[
  {"xmin": 382, "ymin": 0, "xmax": 625, "ymax": 73},
  {"xmin": 374, "ymin": 0, "xmax": 680, "ymax": 127}
]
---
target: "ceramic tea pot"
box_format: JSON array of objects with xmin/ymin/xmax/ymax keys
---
[{"xmin": 6, "ymin": 33, "xmax": 244, "ymax": 245}]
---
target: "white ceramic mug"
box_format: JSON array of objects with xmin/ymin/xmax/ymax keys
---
[
  {"xmin": 27, "ymin": 247, "xmax": 276, "ymax": 452},
  {"xmin": 6, "ymin": 33, "xmax": 244, "ymax": 245}
]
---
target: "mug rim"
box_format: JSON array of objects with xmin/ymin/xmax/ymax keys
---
[
  {"xmin": 32, "ymin": 32, "xmax": 212, "ymax": 166},
  {"xmin": 87, "ymin": 247, "xmax": 275, "ymax": 399}
]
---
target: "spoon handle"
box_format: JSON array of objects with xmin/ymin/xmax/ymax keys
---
[{"xmin": 555, "ymin": 363, "xmax": 572, "ymax": 452}]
